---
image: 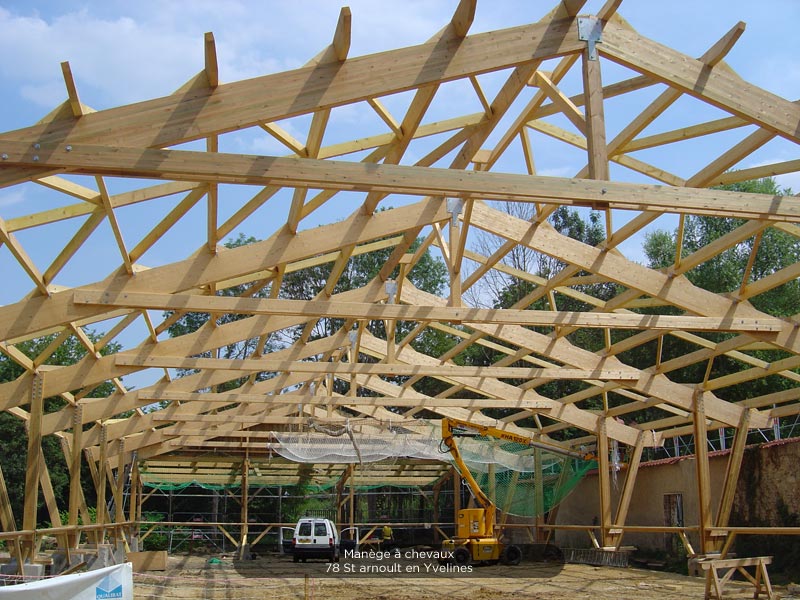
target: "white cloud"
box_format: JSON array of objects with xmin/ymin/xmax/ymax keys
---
[
  {"xmin": 0, "ymin": 7, "xmax": 200, "ymax": 107},
  {"xmin": 0, "ymin": 188, "xmax": 25, "ymax": 208}
]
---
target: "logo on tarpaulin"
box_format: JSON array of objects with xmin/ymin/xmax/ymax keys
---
[{"xmin": 96, "ymin": 571, "xmax": 123, "ymax": 599}]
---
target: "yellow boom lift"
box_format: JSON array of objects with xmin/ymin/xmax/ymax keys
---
[{"xmin": 440, "ymin": 417, "xmax": 592, "ymax": 566}]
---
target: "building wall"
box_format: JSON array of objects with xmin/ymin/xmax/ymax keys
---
[{"xmin": 554, "ymin": 438, "xmax": 800, "ymax": 552}]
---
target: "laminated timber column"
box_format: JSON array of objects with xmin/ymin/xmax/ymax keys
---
[
  {"xmin": 128, "ymin": 461, "xmax": 140, "ymax": 550},
  {"xmin": 694, "ymin": 392, "xmax": 714, "ymax": 555},
  {"xmin": 713, "ymin": 410, "xmax": 751, "ymax": 553},
  {"xmin": 431, "ymin": 469, "xmax": 451, "ymax": 544},
  {"xmin": 453, "ymin": 465, "xmax": 461, "ymax": 519},
  {"xmin": 114, "ymin": 440, "xmax": 127, "ymax": 547},
  {"xmin": 60, "ymin": 434, "xmax": 96, "ymax": 546},
  {"xmin": 446, "ymin": 199, "xmax": 465, "ymax": 307},
  {"xmin": 596, "ymin": 419, "xmax": 613, "ymax": 548},
  {"xmin": 349, "ymin": 465, "xmax": 356, "ymax": 532},
  {"xmin": 67, "ymin": 405, "xmax": 83, "ymax": 548},
  {"xmin": 534, "ymin": 448, "xmax": 545, "ymax": 542},
  {"xmin": 545, "ymin": 456, "xmax": 574, "ymax": 545},
  {"xmin": 21, "ymin": 371, "xmax": 44, "ymax": 564},
  {"xmin": 608, "ymin": 431, "xmax": 645, "ymax": 550},
  {"xmin": 239, "ymin": 458, "xmax": 249, "ymax": 560},
  {"xmin": 36, "ymin": 446, "xmax": 66, "ymax": 552},
  {"xmin": 583, "ymin": 25, "xmax": 611, "ymax": 546},
  {"xmin": 581, "ymin": 34, "xmax": 609, "ymax": 181},
  {"xmin": 335, "ymin": 465, "xmax": 355, "ymax": 527},
  {"xmin": 95, "ymin": 425, "xmax": 109, "ymax": 543},
  {"xmin": 0, "ymin": 465, "xmax": 24, "ymax": 571}
]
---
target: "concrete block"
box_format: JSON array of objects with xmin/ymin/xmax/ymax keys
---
[{"xmin": 87, "ymin": 544, "xmax": 115, "ymax": 571}]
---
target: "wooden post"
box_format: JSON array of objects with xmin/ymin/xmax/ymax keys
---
[
  {"xmin": 581, "ymin": 47, "xmax": 609, "ymax": 181},
  {"xmin": 349, "ymin": 465, "xmax": 356, "ymax": 531},
  {"xmin": 37, "ymin": 448, "xmax": 67, "ymax": 551},
  {"xmin": 335, "ymin": 465, "xmax": 354, "ymax": 526},
  {"xmin": 68, "ymin": 406, "xmax": 83, "ymax": 548},
  {"xmin": 432, "ymin": 472, "xmax": 446, "ymax": 543},
  {"xmin": 129, "ymin": 461, "xmax": 140, "ymax": 549},
  {"xmin": 597, "ymin": 420, "xmax": 612, "ymax": 547},
  {"xmin": 447, "ymin": 201, "xmax": 463, "ymax": 307},
  {"xmin": 487, "ymin": 461, "xmax": 496, "ymax": 505},
  {"xmin": 713, "ymin": 410, "xmax": 751, "ymax": 552},
  {"xmin": 83, "ymin": 447, "xmax": 104, "ymax": 544},
  {"xmin": 22, "ymin": 372, "xmax": 44, "ymax": 565},
  {"xmin": 97, "ymin": 426, "xmax": 108, "ymax": 543},
  {"xmin": 610, "ymin": 431, "xmax": 645, "ymax": 549},
  {"xmin": 129, "ymin": 462, "xmax": 139, "ymax": 524},
  {"xmin": 534, "ymin": 448, "xmax": 545, "ymax": 542},
  {"xmin": 453, "ymin": 466, "xmax": 461, "ymax": 518},
  {"xmin": 536, "ymin": 458, "xmax": 572, "ymax": 542},
  {"xmin": 60, "ymin": 436, "xmax": 95, "ymax": 545},
  {"xmin": 0, "ymin": 465, "xmax": 24, "ymax": 570},
  {"xmin": 115, "ymin": 440, "xmax": 126, "ymax": 526},
  {"xmin": 694, "ymin": 392, "xmax": 713, "ymax": 555},
  {"xmin": 500, "ymin": 470, "xmax": 520, "ymax": 528},
  {"xmin": 239, "ymin": 458, "xmax": 249, "ymax": 559}
]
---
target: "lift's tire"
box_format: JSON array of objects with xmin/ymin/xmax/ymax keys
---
[
  {"xmin": 453, "ymin": 546, "xmax": 471, "ymax": 565},
  {"xmin": 293, "ymin": 555, "xmax": 299, "ymax": 563},
  {"xmin": 501, "ymin": 544, "xmax": 522, "ymax": 566}
]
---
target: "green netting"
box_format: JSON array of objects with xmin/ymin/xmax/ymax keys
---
[
  {"xmin": 458, "ymin": 435, "xmax": 596, "ymax": 518},
  {"xmin": 140, "ymin": 422, "xmax": 596, "ymax": 517},
  {"xmin": 141, "ymin": 479, "xmax": 242, "ymax": 491}
]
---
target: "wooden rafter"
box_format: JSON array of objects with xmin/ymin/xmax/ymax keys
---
[{"xmin": 1, "ymin": 0, "xmax": 799, "ymax": 544}]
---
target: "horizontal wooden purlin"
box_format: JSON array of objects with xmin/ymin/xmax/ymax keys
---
[
  {"xmin": 1, "ymin": 143, "xmax": 799, "ymax": 222},
  {"xmin": 142, "ymin": 464, "xmax": 442, "ymax": 477},
  {"xmin": 73, "ymin": 291, "xmax": 785, "ymax": 332},
  {"xmin": 155, "ymin": 414, "xmax": 419, "ymax": 425},
  {"xmin": 115, "ymin": 355, "xmax": 640, "ymax": 380},
  {"xmin": 137, "ymin": 391, "xmax": 554, "ymax": 410},
  {"xmin": 143, "ymin": 457, "xmax": 441, "ymax": 467},
  {"xmin": 142, "ymin": 472, "xmax": 441, "ymax": 486}
]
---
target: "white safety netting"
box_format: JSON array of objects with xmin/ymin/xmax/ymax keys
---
[{"xmin": 268, "ymin": 420, "xmax": 563, "ymax": 473}]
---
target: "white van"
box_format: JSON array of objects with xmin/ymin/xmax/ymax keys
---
[{"xmin": 291, "ymin": 517, "xmax": 339, "ymax": 563}]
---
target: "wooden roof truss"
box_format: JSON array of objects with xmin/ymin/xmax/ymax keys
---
[{"xmin": 1, "ymin": 0, "xmax": 800, "ymax": 551}]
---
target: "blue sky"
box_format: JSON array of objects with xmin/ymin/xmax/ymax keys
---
[
  {"xmin": 0, "ymin": 1, "xmax": 798, "ymax": 389},
  {"xmin": 2, "ymin": 1, "xmax": 799, "ymax": 130}
]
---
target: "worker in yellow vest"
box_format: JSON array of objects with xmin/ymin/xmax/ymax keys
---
[{"xmin": 381, "ymin": 523, "xmax": 394, "ymax": 550}]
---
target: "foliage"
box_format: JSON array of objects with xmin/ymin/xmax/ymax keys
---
[
  {"xmin": 461, "ymin": 206, "xmax": 614, "ymax": 428},
  {"xmin": 139, "ymin": 511, "xmax": 169, "ymax": 551},
  {"xmin": 644, "ymin": 178, "xmax": 799, "ymax": 316},
  {"xmin": 166, "ymin": 224, "xmax": 451, "ymax": 397},
  {"xmin": 164, "ymin": 234, "xmax": 281, "ymax": 393},
  {"xmin": 640, "ymin": 177, "xmax": 800, "ymax": 405},
  {"xmin": 0, "ymin": 332, "xmax": 120, "ymax": 528}
]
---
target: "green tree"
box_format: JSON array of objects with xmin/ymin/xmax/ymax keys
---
[
  {"xmin": 166, "ymin": 233, "xmax": 289, "ymax": 394},
  {"xmin": 640, "ymin": 176, "xmax": 799, "ymax": 405},
  {"xmin": 462, "ymin": 206, "xmax": 615, "ymax": 430},
  {"xmin": 166, "ymin": 228, "xmax": 452, "ymax": 396},
  {"xmin": 0, "ymin": 332, "xmax": 120, "ymax": 527}
]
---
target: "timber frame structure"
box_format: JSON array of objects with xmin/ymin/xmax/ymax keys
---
[{"xmin": 1, "ymin": 0, "xmax": 799, "ymax": 571}]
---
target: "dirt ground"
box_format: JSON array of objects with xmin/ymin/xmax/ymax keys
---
[{"xmin": 132, "ymin": 551, "xmax": 796, "ymax": 600}]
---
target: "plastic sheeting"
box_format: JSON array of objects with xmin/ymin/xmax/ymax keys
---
[{"xmin": 268, "ymin": 421, "xmax": 563, "ymax": 472}]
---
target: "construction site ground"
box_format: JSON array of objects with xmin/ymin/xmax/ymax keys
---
[{"xmin": 131, "ymin": 551, "xmax": 798, "ymax": 599}]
